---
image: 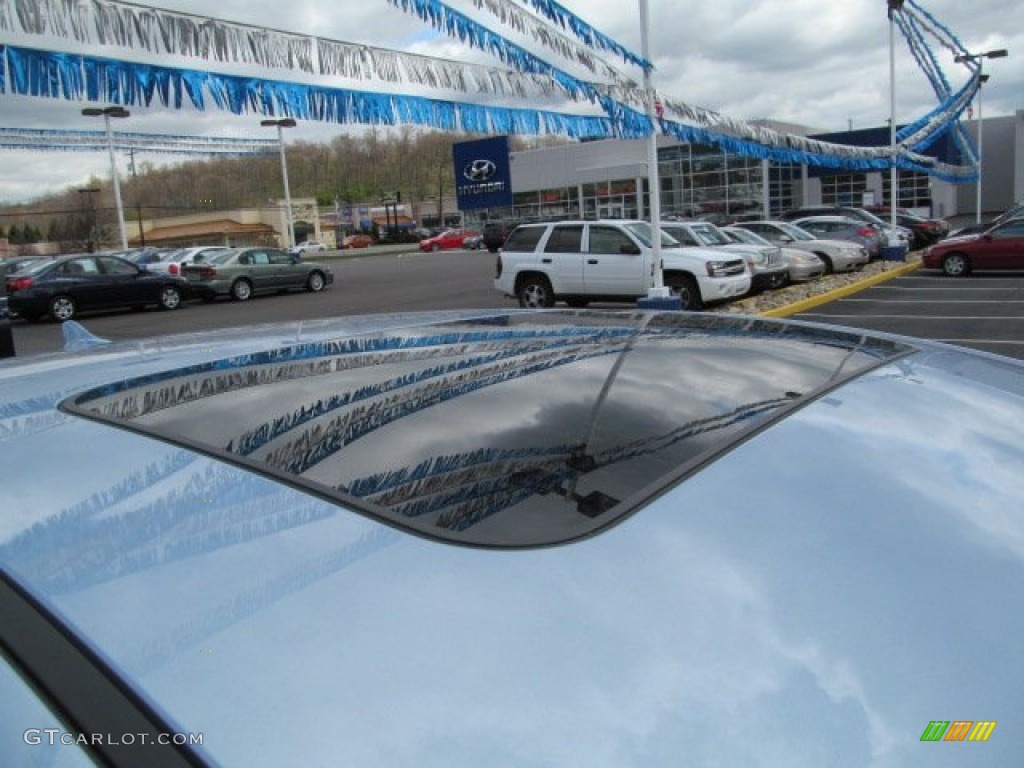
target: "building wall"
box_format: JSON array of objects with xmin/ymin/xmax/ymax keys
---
[
  {"xmin": 955, "ymin": 113, "xmax": 1020, "ymax": 217},
  {"xmin": 1015, "ymin": 110, "xmax": 1024, "ymax": 205},
  {"xmin": 510, "ymin": 139, "xmax": 648, "ymax": 191},
  {"xmin": 499, "ymin": 114, "xmax": 1022, "ymax": 223}
]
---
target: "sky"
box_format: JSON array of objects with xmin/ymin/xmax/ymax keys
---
[{"xmin": 0, "ymin": 0, "xmax": 1021, "ymax": 204}]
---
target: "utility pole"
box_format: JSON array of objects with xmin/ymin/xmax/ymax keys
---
[{"xmin": 127, "ymin": 148, "xmax": 145, "ymax": 246}]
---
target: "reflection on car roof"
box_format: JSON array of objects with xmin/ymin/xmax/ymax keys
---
[{"xmin": 62, "ymin": 312, "xmax": 914, "ymax": 548}]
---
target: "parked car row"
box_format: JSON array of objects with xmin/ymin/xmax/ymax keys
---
[
  {"xmin": 493, "ymin": 218, "xmax": 870, "ymax": 311},
  {"xmin": 3, "ymin": 246, "xmax": 334, "ymax": 322}
]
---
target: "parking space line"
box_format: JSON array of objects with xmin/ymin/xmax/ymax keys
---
[
  {"xmin": 799, "ymin": 314, "xmax": 1024, "ymax": 320},
  {"xmin": 940, "ymin": 339, "xmax": 1024, "ymax": 346},
  {"xmin": 837, "ymin": 299, "xmax": 1024, "ymax": 304}
]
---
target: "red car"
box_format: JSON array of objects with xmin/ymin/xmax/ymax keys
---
[
  {"xmin": 342, "ymin": 234, "xmax": 375, "ymax": 249},
  {"xmin": 418, "ymin": 228, "xmax": 480, "ymax": 252},
  {"xmin": 923, "ymin": 217, "xmax": 1024, "ymax": 276},
  {"xmin": 864, "ymin": 206, "xmax": 950, "ymax": 248}
]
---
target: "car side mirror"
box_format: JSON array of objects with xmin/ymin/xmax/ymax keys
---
[
  {"xmin": 620, "ymin": 244, "xmax": 641, "ymax": 255},
  {"xmin": 779, "ymin": 236, "xmax": 793, "ymax": 243}
]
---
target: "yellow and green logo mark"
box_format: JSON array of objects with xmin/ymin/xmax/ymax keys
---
[{"xmin": 921, "ymin": 721, "xmax": 997, "ymax": 742}]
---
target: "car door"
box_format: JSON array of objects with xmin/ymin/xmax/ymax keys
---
[
  {"xmin": 56, "ymin": 257, "xmax": 108, "ymax": 310},
  {"xmin": 539, "ymin": 224, "xmax": 586, "ymax": 294},
  {"xmin": 96, "ymin": 255, "xmax": 152, "ymax": 307},
  {"xmin": 582, "ymin": 224, "xmax": 646, "ymax": 297},
  {"xmin": 240, "ymin": 249, "xmax": 276, "ymax": 292},
  {"xmin": 269, "ymin": 248, "xmax": 303, "ymax": 288},
  {"xmin": 976, "ymin": 220, "xmax": 1024, "ymax": 269}
]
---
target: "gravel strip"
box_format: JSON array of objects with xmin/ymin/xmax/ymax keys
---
[{"xmin": 711, "ymin": 254, "xmax": 922, "ymax": 315}]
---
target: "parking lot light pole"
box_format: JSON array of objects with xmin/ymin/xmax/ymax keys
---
[
  {"xmin": 261, "ymin": 118, "xmax": 297, "ymax": 248},
  {"xmin": 639, "ymin": 0, "xmax": 668, "ymax": 299},
  {"xmin": 954, "ymin": 49, "xmax": 1008, "ymax": 226},
  {"xmin": 82, "ymin": 106, "xmax": 130, "ymax": 250},
  {"xmin": 887, "ymin": 1, "xmax": 904, "ymax": 237}
]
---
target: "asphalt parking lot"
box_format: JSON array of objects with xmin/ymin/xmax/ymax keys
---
[{"xmin": 788, "ymin": 266, "xmax": 1024, "ymax": 361}]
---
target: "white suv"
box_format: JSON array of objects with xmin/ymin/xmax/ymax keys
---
[{"xmin": 493, "ymin": 220, "xmax": 750, "ymax": 311}]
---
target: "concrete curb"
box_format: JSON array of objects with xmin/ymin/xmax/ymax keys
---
[{"xmin": 759, "ymin": 259, "xmax": 923, "ymax": 318}]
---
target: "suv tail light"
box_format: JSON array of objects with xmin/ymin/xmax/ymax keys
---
[
  {"xmin": 169, "ymin": 263, "xmax": 179, "ymax": 275},
  {"xmin": 7, "ymin": 276, "xmax": 34, "ymax": 292}
]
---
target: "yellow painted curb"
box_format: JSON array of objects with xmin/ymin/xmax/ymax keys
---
[{"xmin": 759, "ymin": 259, "xmax": 923, "ymax": 318}]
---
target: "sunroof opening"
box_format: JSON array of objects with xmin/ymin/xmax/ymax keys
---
[{"xmin": 62, "ymin": 311, "xmax": 914, "ymax": 547}]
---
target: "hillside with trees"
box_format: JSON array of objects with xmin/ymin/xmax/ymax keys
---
[{"xmin": 0, "ymin": 128, "xmax": 565, "ymax": 251}]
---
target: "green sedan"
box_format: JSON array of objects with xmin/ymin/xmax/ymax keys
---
[{"xmin": 181, "ymin": 247, "xmax": 334, "ymax": 301}]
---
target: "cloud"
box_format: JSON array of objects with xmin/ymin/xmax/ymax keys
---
[{"xmin": 0, "ymin": 0, "xmax": 1021, "ymax": 202}]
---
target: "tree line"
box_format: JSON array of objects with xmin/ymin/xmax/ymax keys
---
[{"xmin": 0, "ymin": 128, "xmax": 566, "ymax": 250}]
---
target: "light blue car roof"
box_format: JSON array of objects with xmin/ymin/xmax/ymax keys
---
[{"xmin": 1, "ymin": 310, "xmax": 1022, "ymax": 766}]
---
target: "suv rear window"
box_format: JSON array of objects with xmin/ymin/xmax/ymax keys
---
[{"xmin": 503, "ymin": 226, "xmax": 546, "ymax": 253}]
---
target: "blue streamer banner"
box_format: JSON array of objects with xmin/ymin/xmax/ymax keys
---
[
  {"xmin": 1, "ymin": 45, "xmax": 629, "ymax": 140},
  {"xmin": 514, "ymin": 0, "xmax": 650, "ymax": 70}
]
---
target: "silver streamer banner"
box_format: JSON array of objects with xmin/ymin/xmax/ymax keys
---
[
  {"xmin": 0, "ymin": 0, "xmax": 593, "ymax": 104},
  {"xmin": 0, "ymin": 0, "xmax": 982, "ymax": 179},
  {"xmin": 469, "ymin": 0, "xmax": 638, "ymax": 88},
  {"xmin": 0, "ymin": 126, "xmax": 279, "ymax": 154},
  {"xmin": 315, "ymin": 40, "xmax": 567, "ymax": 102}
]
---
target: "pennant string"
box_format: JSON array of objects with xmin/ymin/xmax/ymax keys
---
[{"xmin": 0, "ymin": 0, "xmax": 984, "ymax": 180}]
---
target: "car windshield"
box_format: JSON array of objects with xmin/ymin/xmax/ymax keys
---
[
  {"xmin": 625, "ymin": 222, "xmax": 681, "ymax": 248},
  {"xmin": 727, "ymin": 229, "xmax": 770, "ymax": 246},
  {"xmin": 777, "ymin": 223, "xmax": 816, "ymax": 241},
  {"xmin": 689, "ymin": 223, "xmax": 731, "ymax": 246},
  {"xmin": 854, "ymin": 210, "xmax": 888, "ymax": 227}
]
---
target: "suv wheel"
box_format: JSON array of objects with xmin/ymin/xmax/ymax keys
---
[
  {"xmin": 517, "ymin": 276, "xmax": 555, "ymax": 308},
  {"xmin": 666, "ymin": 275, "xmax": 703, "ymax": 311}
]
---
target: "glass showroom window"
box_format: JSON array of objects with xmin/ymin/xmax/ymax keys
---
[
  {"xmin": 883, "ymin": 170, "xmax": 932, "ymax": 211},
  {"xmin": 539, "ymin": 187, "xmax": 577, "ymax": 220},
  {"xmin": 513, "ymin": 190, "xmax": 540, "ymax": 221},
  {"xmin": 821, "ymin": 173, "xmax": 869, "ymax": 206},
  {"xmin": 583, "ymin": 180, "xmax": 637, "ymax": 220},
  {"xmin": 767, "ymin": 163, "xmax": 801, "ymax": 217}
]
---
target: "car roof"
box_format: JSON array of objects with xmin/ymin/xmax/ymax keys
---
[
  {"xmin": 3, "ymin": 310, "xmax": 1023, "ymax": 767},
  {"xmin": 792, "ymin": 215, "xmax": 863, "ymax": 224},
  {"xmin": 56, "ymin": 312, "xmax": 912, "ymax": 548}
]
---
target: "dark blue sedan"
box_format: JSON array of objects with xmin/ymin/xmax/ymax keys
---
[{"xmin": 5, "ymin": 253, "xmax": 189, "ymax": 322}]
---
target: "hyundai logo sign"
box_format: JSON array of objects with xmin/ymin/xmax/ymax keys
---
[
  {"xmin": 453, "ymin": 136, "xmax": 513, "ymax": 209},
  {"xmin": 463, "ymin": 159, "xmax": 497, "ymax": 182}
]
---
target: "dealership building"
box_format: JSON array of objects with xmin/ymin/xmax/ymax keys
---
[{"xmin": 455, "ymin": 111, "xmax": 1024, "ymax": 226}]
